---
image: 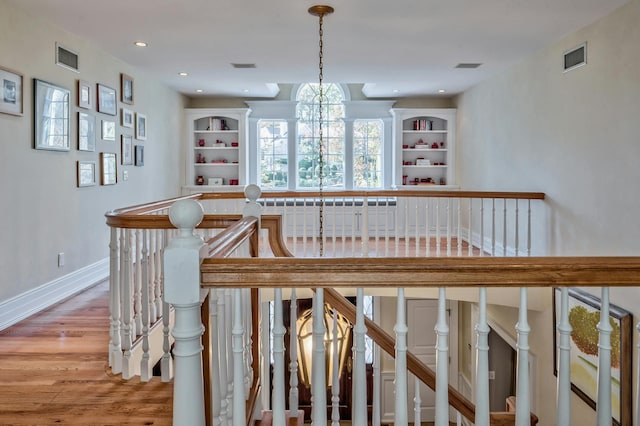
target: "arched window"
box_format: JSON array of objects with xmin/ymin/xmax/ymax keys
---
[{"xmin": 296, "ymin": 83, "xmax": 345, "ymax": 189}]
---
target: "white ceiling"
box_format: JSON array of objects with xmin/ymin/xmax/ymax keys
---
[{"xmin": 7, "ymin": 0, "xmax": 627, "ymax": 99}]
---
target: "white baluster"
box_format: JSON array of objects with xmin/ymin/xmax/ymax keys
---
[
  {"xmin": 332, "ymin": 196, "xmax": 337, "ymax": 257},
  {"xmin": 353, "ymin": 287, "xmax": 367, "ymax": 425},
  {"xmin": 515, "ymin": 288, "xmax": 530, "ymax": 426},
  {"xmin": 134, "ymin": 229, "xmax": 142, "ymax": 336},
  {"xmin": 164, "ymin": 199, "xmax": 206, "ymax": 426},
  {"xmin": 636, "ymin": 322, "xmax": 640, "ymax": 426},
  {"xmin": 491, "ymin": 199, "xmax": 495, "ymax": 257},
  {"xmin": 312, "ymin": 289, "xmax": 327, "ymax": 425},
  {"xmin": 436, "ymin": 198, "xmax": 441, "ymax": 257},
  {"xmin": 414, "ymin": 198, "xmax": 419, "ymax": 256},
  {"xmin": 362, "ymin": 196, "xmax": 370, "ymax": 257},
  {"xmin": 121, "ymin": 229, "xmax": 134, "ymax": 379},
  {"xmin": 155, "ymin": 228, "xmax": 163, "ymax": 319},
  {"xmin": 475, "ymin": 288, "xmax": 490, "ymax": 426},
  {"xmin": 210, "ymin": 291, "xmax": 222, "ymax": 426},
  {"xmin": 148, "ymin": 229, "xmax": 157, "ymax": 322},
  {"xmin": 514, "ymin": 199, "xmax": 519, "ymax": 257},
  {"xmin": 456, "ymin": 198, "xmax": 462, "ymax": 257},
  {"xmin": 161, "ymin": 229, "xmax": 173, "ymax": 382},
  {"xmin": 446, "ymin": 198, "xmax": 452, "ymax": 257},
  {"xmin": 373, "ymin": 343, "xmax": 381, "ymax": 426},
  {"xmin": 351, "ymin": 199, "xmax": 357, "ymax": 257},
  {"xmin": 331, "ymin": 310, "xmax": 340, "ymax": 426},
  {"xmin": 140, "ymin": 230, "xmax": 151, "ymax": 382},
  {"xmin": 232, "ymin": 288, "xmax": 246, "ymax": 426},
  {"xmin": 414, "ymin": 377, "xmax": 421, "ymax": 426},
  {"xmin": 556, "ymin": 287, "xmax": 572, "ymax": 425},
  {"xmin": 289, "ymin": 288, "xmax": 299, "ymax": 415},
  {"xmin": 109, "ymin": 227, "xmax": 122, "ymax": 374},
  {"xmin": 272, "ymin": 289, "xmax": 286, "ymax": 426},
  {"xmin": 243, "ymin": 288, "xmax": 252, "ymax": 397},
  {"xmin": 422, "ymin": 198, "xmax": 427, "ymax": 258},
  {"xmin": 435, "ymin": 288, "xmax": 449, "ymax": 426},
  {"xmin": 395, "ymin": 288, "xmax": 408, "ymax": 426},
  {"xmin": 404, "ymin": 197, "xmax": 409, "ymax": 257},
  {"xmin": 526, "ymin": 199, "xmax": 531, "ymax": 257},
  {"xmin": 217, "ymin": 289, "xmax": 229, "ymax": 424},
  {"xmin": 596, "ymin": 287, "xmax": 613, "ymax": 425},
  {"xmin": 502, "ymin": 199, "xmax": 507, "ymax": 256},
  {"xmin": 225, "ymin": 288, "xmax": 234, "ymax": 423},
  {"xmin": 468, "ymin": 199, "xmax": 473, "ymax": 257}
]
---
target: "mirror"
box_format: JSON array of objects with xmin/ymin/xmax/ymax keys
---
[{"xmin": 34, "ymin": 79, "xmax": 70, "ymax": 151}]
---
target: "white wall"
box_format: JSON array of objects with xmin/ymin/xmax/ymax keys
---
[
  {"xmin": 455, "ymin": 0, "xmax": 640, "ymax": 424},
  {"xmin": 0, "ymin": 0, "xmax": 185, "ymax": 308}
]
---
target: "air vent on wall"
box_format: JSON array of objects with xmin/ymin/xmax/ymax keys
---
[
  {"xmin": 455, "ymin": 63, "xmax": 482, "ymax": 69},
  {"xmin": 231, "ymin": 63, "xmax": 256, "ymax": 69},
  {"xmin": 563, "ymin": 42, "xmax": 587, "ymax": 72},
  {"xmin": 55, "ymin": 43, "xmax": 79, "ymax": 73}
]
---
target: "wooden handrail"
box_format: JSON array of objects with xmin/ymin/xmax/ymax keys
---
[
  {"xmin": 200, "ymin": 256, "xmax": 640, "ymax": 288},
  {"xmin": 205, "ymin": 217, "xmax": 259, "ymax": 258}
]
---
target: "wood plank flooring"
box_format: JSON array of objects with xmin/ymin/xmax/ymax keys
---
[{"xmin": 0, "ymin": 280, "xmax": 172, "ymax": 425}]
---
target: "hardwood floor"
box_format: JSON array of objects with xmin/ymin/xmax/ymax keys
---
[{"xmin": 0, "ymin": 280, "xmax": 172, "ymax": 425}]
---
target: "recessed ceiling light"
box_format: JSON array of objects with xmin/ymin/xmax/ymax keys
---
[
  {"xmin": 438, "ymin": 89, "xmax": 446, "ymax": 93},
  {"xmin": 392, "ymin": 89, "xmax": 399, "ymax": 93},
  {"xmin": 242, "ymin": 89, "xmax": 249, "ymax": 93},
  {"xmin": 178, "ymin": 72, "xmax": 188, "ymax": 76},
  {"xmin": 134, "ymin": 41, "xmax": 148, "ymax": 47},
  {"xmin": 195, "ymin": 89, "xmax": 203, "ymax": 93}
]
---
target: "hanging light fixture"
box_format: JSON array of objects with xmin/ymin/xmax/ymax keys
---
[
  {"xmin": 296, "ymin": 304, "xmax": 351, "ymax": 388},
  {"xmin": 308, "ymin": 4, "xmax": 333, "ymax": 257}
]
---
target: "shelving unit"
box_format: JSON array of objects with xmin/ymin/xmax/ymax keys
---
[
  {"xmin": 184, "ymin": 108, "xmax": 250, "ymax": 191},
  {"xmin": 391, "ymin": 108, "xmax": 456, "ymax": 188}
]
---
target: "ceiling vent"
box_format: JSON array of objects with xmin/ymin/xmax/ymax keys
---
[
  {"xmin": 55, "ymin": 42, "xmax": 79, "ymax": 73},
  {"xmin": 563, "ymin": 42, "xmax": 587, "ymax": 72},
  {"xmin": 455, "ymin": 63, "xmax": 482, "ymax": 69},
  {"xmin": 231, "ymin": 63, "xmax": 256, "ymax": 69}
]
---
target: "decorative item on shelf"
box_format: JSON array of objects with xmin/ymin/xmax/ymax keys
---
[
  {"xmin": 416, "ymin": 158, "xmax": 431, "ymax": 166},
  {"xmin": 402, "ymin": 144, "xmax": 408, "ymax": 149},
  {"xmin": 440, "ymin": 141, "xmax": 445, "ymax": 148},
  {"xmin": 196, "ymin": 175, "xmax": 205, "ymax": 185},
  {"xmin": 402, "ymin": 175, "xmax": 408, "ymax": 185},
  {"xmin": 431, "ymin": 142, "xmax": 439, "ymax": 149},
  {"xmin": 196, "ymin": 153, "xmax": 206, "ymax": 163},
  {"xmin": 231, "ymin": 141, "xmax": 239, "ymax": 147},
  {"xmin": 214, "ymin": 139, "xmax": 226, "ymax": 147},
  {"xmin": 208, "ymin": 177, "xmax": 223, "ymax": 186},
  {"xmin": 198, "ymin": 139, "xmax": 205, "ymax": 147},
  {"xmin": 440, "ymin": 177, "xmax": 446, "ymax": 185},
  {"xmin": 229, "ymin": 179, "xmax": 239, "ymax": 185},
  {"xmin": 211, "ymin": 159, "xmax": 227, "ymax": 164}
]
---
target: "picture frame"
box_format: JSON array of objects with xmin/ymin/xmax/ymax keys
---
[
  {"xmin": 100, "ymin": 152, "xmax": 117, "ymax": 185},
  {"xmin": 121, "ymin": 73, "xmax": 134, "ymax": 105},
  {"xmin": 553, "ymin": 287, "xmax": 632, "ymax": 425},
  {"xmin": 208, "ymin": 177, "xmax": 223, "ymax": 186},
  {"xmin": 135, "ymin": 113, "xmax": 147, "ymax": 140},
  {"xmin": 101, "ymin": 120, "xmax": 116, "ymax": 141},
  {"xmin": 0, "ymin": 66, "xmax": 23, "ymax": 116},
  {"xmin": 97, "ymin": 83, "xmax": 117, "ymax": 115},
  {"xmin": 77, "ymin": 79, "xmax": 92, "ymax": 110},
  {"xmin": 33, "ymin": 79, "xmax": 70, "ymax": 151},
  {"xmin": 121, "ymin": 135, "xmax": 133, "ymax": 165},
  {"xmin": 78, "ymin": 111, "xmax": 96, "ymax": 151},
  {"xmin": 134, "ymin": 145, "xmax": 144, "ymax": 166},
  {"xmin": 121, "ymin": 108, "xmax": 134, "ymax": 128},
  {"xmin": 77, "ymin": 161, "xmax": 96, "ymax": 187}
]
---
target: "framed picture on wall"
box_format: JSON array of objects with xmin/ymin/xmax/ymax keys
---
[
  {"xmin": 77, "ymin": 161, "xmax": 96, "ymax": 187},
  {"xmin": 121, "ymin": 135, "xmax": 133, "ymax": 165},
  {"xmin": 34, "ymin": 79, "xmax": 70, "ymax": 151},
  {"xmin": 77, "ymin": 79, "xmax": 92, "ymax": 110},
  {"xmin": 78, "ymin": 111, "xmax": 96, "ymax": 151},
  {"xmin": 101, "ymin": 120, "xmax": 116, "ymax": 141},
  {"xmin": 121, "ymin": 73, "xmax": 134, "ymax": 105},
  {"xmin": 0, "ymin": 66, "xmax": 23, "ymax": 116},
  {"xmin": 135, "ymin": 113, "xmax": 147, "ymax": 140},
  {"xmin": 97, "ymin": 83, "xmax": 117, "ymax": 115},
  {"xmin": 121, "ymin": 108, "xmax": 133, "ymax": 128},
  {"xmin": 100, "ymin": 152, "xmax": 117, "ymax": 185},
  {"xmin": 135, "ymin": 145, "xmax": 144, "ymax": 166}
]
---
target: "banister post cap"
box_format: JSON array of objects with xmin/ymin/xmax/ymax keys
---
[
  {"xmin": 169, "ymin": 199, "xmax": 204, "ymax": 231},
  {"xmin": 244, "ymin": 184, "xmax": 261, "ymax": 202}
]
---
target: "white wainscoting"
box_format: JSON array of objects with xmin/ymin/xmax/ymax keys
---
[{"xmin": 0, "ymin": 257, "xmax": 109, "ymax": 330}]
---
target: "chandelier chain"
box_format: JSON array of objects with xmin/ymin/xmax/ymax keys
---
[{"xmin": 318, "ymin": 12, "xmax": 325, "ymax": 257}]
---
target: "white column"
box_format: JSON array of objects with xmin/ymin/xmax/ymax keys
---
[
  {"xmin": 311, "ymin": 289, "xmax": 327, "ymax": 425},
  {"xmin": 289, "ymin": 288, "xmax": 299, "ymax": 414},
  {"xmin": 109, "ymin": 227, "xmax": 122, "ymax": 374},
  {"xmin": 232, "ymin": 289, "xmax": 246, "ymax": 426},
  {"xmin": 596, "ymin": 287, "xmax": 613, "ymax": 426},
  {"xmin": 394, "ymin": 288, "xmax": 408, "ymax": 426},
  {"xmin": 164, "ymin": 199, "xmax": 206, "ymax": 426},
  {"xmin": 435, "ymin": 288, "xmax": 449, "ymax": 426},
  {"xmin": 475, "ymin": 287, "xmax": 490, "ymax": 426},
  {"xmin": 353, "ymin": 288, "xmax": 368, "ymax": 426},
  {"xmin": 272, "ymin": 289, "xmax": 287, "ymax": 426},
  {"xmin": 556, "ymin": 288, "xmax": 572, "ymax": 425},
  {"xmin": 515, "ymin": 288, "xmax": 530, "ymax": 426}
]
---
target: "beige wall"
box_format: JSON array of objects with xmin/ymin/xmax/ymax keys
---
[
  {"xmin": 455, "ymin": 0, "xmax": 640, "ymax": 424},
  {"xmin": 0, "ymin": 0, "xmax": 185, "ymax": 304}
]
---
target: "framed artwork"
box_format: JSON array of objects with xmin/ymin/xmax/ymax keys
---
[
  {"xmin": 135, "ymin": 145, "xmax": 144, "ymax": 166},
  {"xmin": 135, "ymin": 113, "xmax": 147, "ymax": 140},
  {"xmin": 0, "ymin": 66, "xmax": 23, "ymax": 116},
  {"xmin": 553, "ymin": 288, "xmax": 632, "ymax": 425},
  {"xmin": 121, "ymin": 108, "xmax": 134, "ymax": 128},
  {"xmin": 77, "ymin": 80, "xmax": 92, "ymax": 109},
  {"xmin": 77, "ymin": 161, "xmax": 96, "ymax": 187},
  {"xmin": 121, "ymin": 135, "xmax": 133, "ymax": 165},
  {"xmin": 97, "ymin": 83, "xmax": 117, "ymax": 115},
  {"xmin": 101, "ymin": 120, "xmax": 116, "ymax": 141},
  {"xmin": 100, "ymin": 152, "xmax": 117, "ymax": 185},
  {"xmin": 33, "ymin": 79, "xmax": 70, "ymax": 151},
  {"xmin": 121, "ymin": 73, "xmax": 134, "ymax": 105},
  {"xmin": 78, "ymin": 111, "xmax": 96, "ymax": 151}
]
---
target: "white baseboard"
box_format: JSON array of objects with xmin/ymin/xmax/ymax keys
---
[{"xmin": 0, "ymin": 257, "xmax": 109, "ymax": 331}]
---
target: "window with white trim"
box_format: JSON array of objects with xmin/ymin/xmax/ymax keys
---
[
  {"xmin": 258, "ymin": 120, "xmax": 288, "ymax": 189},
  {"xmin": 353, "ymin": 119, "xmax": 383, "ymax": 189}
]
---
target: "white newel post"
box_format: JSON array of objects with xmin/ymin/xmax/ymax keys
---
[
  {"xmin": 515, "ymin": 288, "xmax": 530, "ymax": 426},
  {"xmin": 556, "ymin": 287, "xmax": 572, "ymax": 425},
  {"xmin": 475, "ymin": 287, "xmax": 490, "ymax": 426},
  {"xmin": 352, "ymin": 287, "xmax": 368, "ymax": 426},
  {"xmin": 164, "ymin": 199, "xmax": 206, "ymax": 426},
  {"xmin": 596, "ymin": 287, "xmax": 612, "ymax": 426},
  {"xmin": 435, "ymin": 287, "xmax": 449, "ymax": 426},
  {"xmin": 395, "ymin": 288, "xmax": 408, "ymax": 426}
]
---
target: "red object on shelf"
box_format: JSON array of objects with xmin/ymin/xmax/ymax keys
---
[
  {"xmin": 229, "ymin": 179, "xmax": 239, "ymax": 185},
  {"xmin": 231, "ymin": 142, "xmax": 239, "ymax": 147},
  {"xmin": 198, "ymin": 139, "xmax": 205, "ymax": 146}
]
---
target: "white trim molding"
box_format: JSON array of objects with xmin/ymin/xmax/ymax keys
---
[{"xmin": 0, "ymin": 257, "xmax": 109, "ymax": 331}]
